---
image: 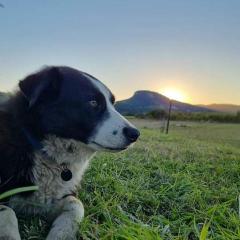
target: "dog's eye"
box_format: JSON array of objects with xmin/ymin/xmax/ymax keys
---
[{"xmin": 89, "ymin": 100, "xmax": 98, "ymax": 107}]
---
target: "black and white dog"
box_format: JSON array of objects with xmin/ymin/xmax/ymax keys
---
[{"xmin": 0, "ymin": 66, "xmax": 140, "ymax": 240}]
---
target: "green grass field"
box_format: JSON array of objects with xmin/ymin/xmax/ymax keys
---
[{"xmin": 20, "ymin": 120, "xmax": 240, "ymax": 240}]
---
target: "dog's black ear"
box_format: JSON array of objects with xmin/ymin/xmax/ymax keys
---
[{"xmin": 19, "ymin": 67, "xmax": 62, "ymax": 108}]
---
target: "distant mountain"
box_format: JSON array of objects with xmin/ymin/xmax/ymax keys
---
[
  {"xmin": 199, "ymin": 104, "xmax": 240, "ymax": 113},
  {"xmin": 115, "ymin": 90, "xmax": 213, "ymax": 114}
]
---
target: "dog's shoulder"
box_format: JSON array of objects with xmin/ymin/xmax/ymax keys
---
[
  {"xmin": 0, "ymin": 110, "xmax": 27, "ymax": 155},
  {"xmin": 0, "ymin": 110, "xmax": 34, "ymax": 194}
]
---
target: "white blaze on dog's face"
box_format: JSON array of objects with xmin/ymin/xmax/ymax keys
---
[{"xmin": 82, "ymin": 73, "xmax": 140, "ymax": 151}]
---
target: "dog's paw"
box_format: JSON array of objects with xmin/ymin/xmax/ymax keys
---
[
  {"xmin": 0, "ymin": 206, "xmax": 21, "ymax": 240},
  {"xmin": 46, "ymin": 227, "xmax": 77, "ymax": 240},
  {"xmin": 46, "ymin": 210, "xmax": 80, "ymax": 240},
  {"xmin": 46, "ymin": 197, "xmax": 83, "ymax": 240}
]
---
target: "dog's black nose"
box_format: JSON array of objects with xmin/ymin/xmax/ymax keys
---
[{"xmin": 123, "ymin": 127, "xmax": 140, "ymax": 143}]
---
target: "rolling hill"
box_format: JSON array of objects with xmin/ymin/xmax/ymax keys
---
[{"xmin": 115, "ymin": 90, "xmax": 213, "ymax": 114}]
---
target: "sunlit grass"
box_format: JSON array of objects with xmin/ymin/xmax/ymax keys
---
[{"xmin": 20, "ymin": 120, "xmax": 240, "ymax": 239}]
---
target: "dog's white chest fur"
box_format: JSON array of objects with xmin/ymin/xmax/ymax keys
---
[
  {"xmin": 9, "ymin": 136, "xmax": 95, "ymax": 215},
  {"xmin": 33, "ymin": 136, "xmax": 95, "ymax": 202},
  {"xmin": 33, "ymin": 156, "xmax": 88, "ymax": 203}
]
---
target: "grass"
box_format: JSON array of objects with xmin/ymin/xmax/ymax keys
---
[
  {"xmin": 0, "ymin": 186, "xmax": 39, "ymax": 201},
  {"xmin": 19, "ymin": 120, "xmax": 240, "ymax": 239}
]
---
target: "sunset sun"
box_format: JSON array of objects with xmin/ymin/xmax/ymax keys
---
[{"xmin": 161, "ymin": 88, "xmax": 187, "ymax": 102}]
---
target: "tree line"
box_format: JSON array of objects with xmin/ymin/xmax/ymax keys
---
[{"xmin": 134, "ymin": 109, "xmax": 240, "ymax": 123}]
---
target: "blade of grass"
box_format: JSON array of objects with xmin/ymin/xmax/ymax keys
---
[
  {"xmin": 0, "ymin": 186, "xmax": 39, "ymax": 201},
  {"xmin": 199, "ymin": 220, "xmax": 211, "ymax": 240}
]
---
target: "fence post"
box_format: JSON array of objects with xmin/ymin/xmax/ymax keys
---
[{"xmin": 166, "ymin": 99, "xmax": 172, "ymax": 134}]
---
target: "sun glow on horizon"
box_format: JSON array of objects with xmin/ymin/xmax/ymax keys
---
[{"xmin": 161, "ymin": 88, "xmax": 188, "ymax": 102}]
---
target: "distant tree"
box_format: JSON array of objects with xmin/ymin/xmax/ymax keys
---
[
  {"xmin": 236, "ymin": 111, "xmax": 240, "ymax": 121},
  {"xmin": 146, "ymin": 109, "xmax": 167, "ymax": 120},
  {"xmin": 140, "ymin": 111, "xmax": 240, "ymax": 123}
]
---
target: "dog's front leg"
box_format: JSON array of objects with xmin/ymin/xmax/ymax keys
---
[
  {"xmin": 46, "ymin": 196, "xmax": 84, "ymax": 240},
  {"xmin": 0, "ymin": 205, "xmax": 21, "ymax": 240}
]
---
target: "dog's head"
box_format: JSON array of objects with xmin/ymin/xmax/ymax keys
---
[{"xmin": 19, "ymin": 66, "xmax": 140, "ymax": 151}]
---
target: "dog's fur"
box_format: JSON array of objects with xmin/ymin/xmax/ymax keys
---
[{"xmin": 0, "ymin": 66, "xmax": 139, "ymax": 240}]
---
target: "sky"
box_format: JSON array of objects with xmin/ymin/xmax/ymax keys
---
[{"xmin": 0, "ymin": 0, "xmax": 239, "ymax": 104}]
